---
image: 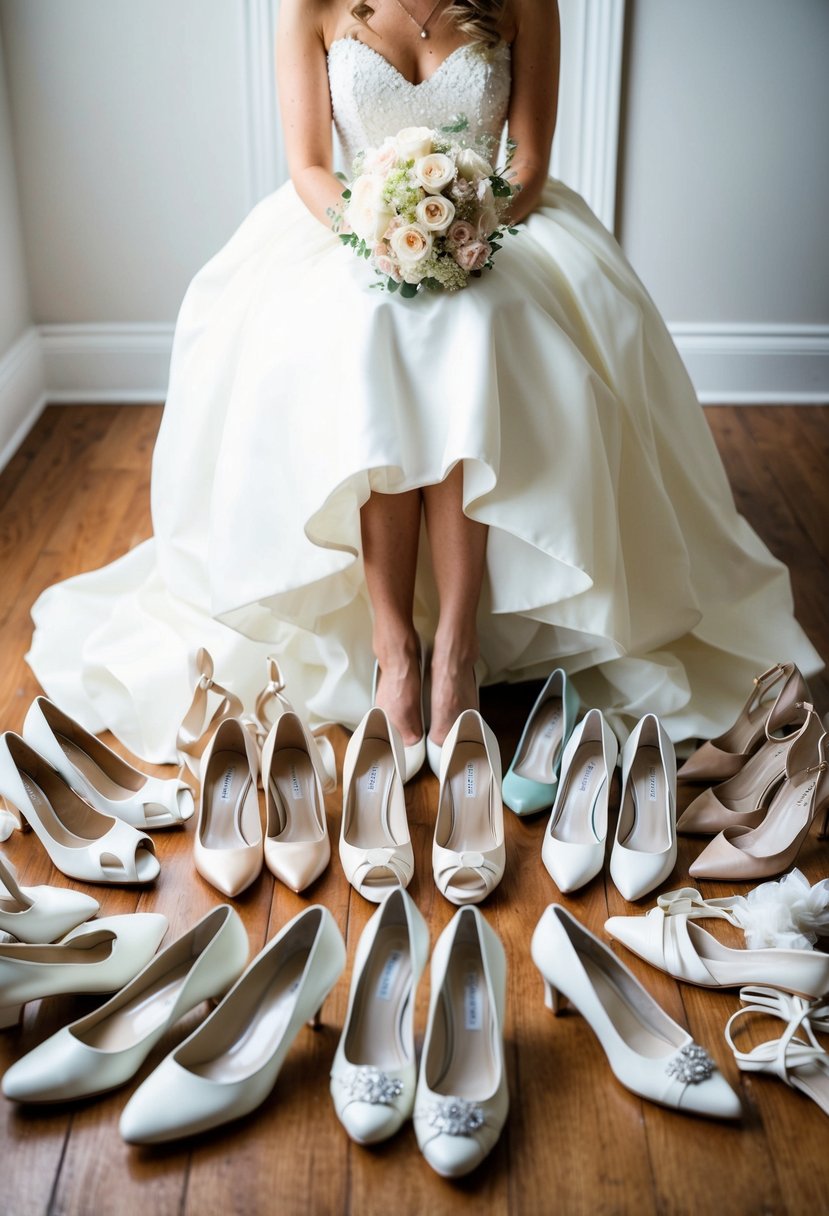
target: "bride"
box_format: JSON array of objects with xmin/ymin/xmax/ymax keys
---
[{"xmin": 26, "ymin": 0, "xmax": 820, "ymax": 763}]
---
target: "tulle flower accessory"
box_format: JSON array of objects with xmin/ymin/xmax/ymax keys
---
[{"xmin": 332, "ymin": 117, "xmax": 520, "ymax": 296}]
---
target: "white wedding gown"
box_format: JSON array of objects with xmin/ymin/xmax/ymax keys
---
[{"xmin": 27, "ymin": 39, "xmax": 820, "ymax": 762}]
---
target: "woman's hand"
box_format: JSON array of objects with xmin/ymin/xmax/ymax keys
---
[{"xmin": 504, "ymin": 0, "xmax": 560, "ymax": 223}]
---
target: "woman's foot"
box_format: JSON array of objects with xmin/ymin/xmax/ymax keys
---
[
  {"xmin": 428, "ymin": 639, "xmax": 479, "ymax": 746},
  {"xmin": 373, "ymin": 637, "xmax": 423, "ymax": 746}
]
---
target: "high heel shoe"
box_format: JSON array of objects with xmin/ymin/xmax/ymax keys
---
[
  {"xmin": 0, "ymin": 851, "xmax": 99, "ymax": 943},
  {"xmin": 119, "ymin": 905, "xmax": 346, "ymax": 1143},
  {"xmin": 0, "ymin": 734, "xmax": 160, "ymax": 885},
  {"xmin": 689, "ymin": 708, "xmax": 829, "ymax": 882},
  {"xmin": 413, "ymin": 906, "xmax": 509, "ymax": 1177},
  {"xmin": 372, "ymin": 640, "xmax": 426, "ymax": 783},
  {"xmin": 24, "ymin": 696, "xmax": 194, "ymax": 829},
  {"xmin": 677, "ymin": 661, "xmax": 810, "ymax": 783},
  {"xmin": 2, "ymin": 905, "xmax": 248, "ymax": 1101},
  {"xmin": 0, "ymin": 913, "xmax": 168, "ymax": 1029},
  {"xmin": 609, "ymin": 713, "xmax": 677, "ymax": 901},
  {"xmin": 176, "ymin": 648, "xmax": 245, "ymax": 784},
  {"xmin": 433, "ymin": 709, "xmax": 505, "ymax": 906},
  {"xmin": 425, "ymin": 661, "xmax": 481, "ymax": 779},
  {"xmin": 604, "ymin": 889, "xmax": 829, "ymax": 997},
  {"xmin": 339, "ymin": 708, "xmax": 413, "ymax": 902},
  {"xmin": 330, "ymin": 889, "xmax": 429, "ymax": 1144},
  {"xmin": 725, "ymin": 986, "xmax": 829, "ymax": 1117},
  {"xmin": 541, "ymin": 708, "xmax": 618, "ymax": 893},
  {"xmin": 194, "ymin": 717, "xmax": 262, "ymax": 898},
  {"xmin": 261, "ymin": 710, "xmax": 330, "ymax": 892},
  {"xmin": 501, "ymin": 668, "xmax": 579, "ymax": 816},
  {"xmin": 531, "ymin": 904, "xmax": 741, "ymax": 1119},
  {"xmin": 677, "ymin": 701, "xmax": 811, "ymax": 836}
]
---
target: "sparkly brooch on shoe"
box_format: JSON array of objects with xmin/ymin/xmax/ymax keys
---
[
  {"xmin": 665, "ymin": 1044, "xmax": 715, "ymax": 1084},
  {"xmin": 340, "ymin": 1067, "xmax": 403, "ymax": 1105},
  {"xmin": 423, "ymin": 1096, "xmax": 485, "ymax": 1136}
]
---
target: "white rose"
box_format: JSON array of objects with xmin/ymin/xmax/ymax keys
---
[
  {"xmin": 413, "ymin": 152, "xmax": 456, "ymax": 194},
  {"xmin": 476, "ymin": 179, "xmax": 499, "ymax": 237},
  {"xmin": 415, "ymin": 195, "xmax": 456, "ymax": 233},
  {"xmin": 389, "ymin": 223, "xmax": 433, "ymax": 265},
  {"xmin": 395, "ymin": 126, "xmax": 434, "ymax": 161},
  {"xmin": 345, "ymin": 174, "xmax": 395, "ymax": 243},
  {"xmin": 456, "ymin": 148, "xmax": 494, "ymax": 182}
]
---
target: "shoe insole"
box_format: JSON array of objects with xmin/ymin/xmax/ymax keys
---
[
  {"xmin": 430, "ymin": 943, "xmax": 496, "ymax": 1100},
  {"xmin": 268, "ymin": 748, "xmax": 323, "ymax": 844},
  {"xmin": 514, "ymin": 698, "xmax": 563, "ymax": 783},
  {"xmin": 83, "ymin": 960, "xmax": 192, "ymax": 1051},
  {"xmin": 716, "ymin": 736, "xmax": 790, "ymax": 809},
  {"xmin": 16, "ymin": 773, "xmax": 110, "ymax": 846},
  {"xmin": 344, "ymin": 925, "xmax": 412, "ymax": 1071},
  {"xmin": 0, "ymin": 934, "xmax": 115, "ymax": 965},
  {"xmin": 192, "ymin": 949, "xmax": 308, "ymax": 1083},
  {"xmin": 201, "ymin": 750, "xmax": 259, "ymax": 849},
  {"xmin": 581, "ymin": 953, "xmax": 675, "ymax": 1059},
  {"xmin": 345, "ymin": 739, "xmax": 398, "ymax": 850},
  {"xmin": 58, "ymin": 732, "xmax": 142, "ymax": 799},
  {"xmin": 551, "ymin": 740, "xmax": 607, "ymax": 844},
  {"xmin": 441, "ymin": 742, "xmax": 496, "ymax": 852},
  {"xmin": 739, "ymin": 774, "xmax": 817, "ymax": 855},
  {"xmin": 619, "ymin": 746, "xmax": 670, "ymax": 853},
  {"xmin": 720, "ymin": 698, "xmax": 770, "ymax": 752}
]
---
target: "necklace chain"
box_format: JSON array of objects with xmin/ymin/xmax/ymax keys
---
[{"xmin": 390, "ymin": 0, "xmax": 445, "ymax": 39}]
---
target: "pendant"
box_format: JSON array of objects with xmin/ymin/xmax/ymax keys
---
[{"xmin": 421, "ymin": 29, "xmax": 428, "ymax": 38}]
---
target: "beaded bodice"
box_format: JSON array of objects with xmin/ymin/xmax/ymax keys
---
[{"xmin": 327, "ymin": 39, "xmax": 511, "ymax": 166}]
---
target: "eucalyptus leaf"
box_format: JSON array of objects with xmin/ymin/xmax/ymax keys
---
[{"xmin": 400, "ymin": 282, "xmax": 418, "ymax": 298}]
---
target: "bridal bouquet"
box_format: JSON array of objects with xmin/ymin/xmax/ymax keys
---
[{"xmin": 335, "ymin": 119, "xmax": 519, "ymax": 296}]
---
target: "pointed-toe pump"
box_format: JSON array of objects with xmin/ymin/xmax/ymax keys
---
[
  {"xmin": 23, "ymin": 696, "xmax": 194, "ymax": 829},
  {"xmin": 0, "ymin": 733, "xmax": 160, "ymax": 885},
  {"xmin": 541, "ymin": 708, "xmax": 618, "ymax": 893},
  {"xmin": 414, "ymin": 906, "xmax": 509, "ymax": 1177},
  {"xmin": 0, "ymin": 913, "xmax": 168, "ymax": 1029},
  {"xmin": 433, "ymin": 710, "xmax": 505, "ymax": 906},
  {"xmin": 0, "ymin": 851, "xmax": 99, "ymax": 944},
  {"xmin": 502, "ymin": 669, "xmax": 579, "ymax": 816},
  {"xmin": 330, "ymin": 889, "xmax": 429, "ymax": 1144},
  {"xmin": 194, "ymin": 717, "xmax": 263, "ymax": 898},
  {"xmin": 678, "ymin": 702, "xmax": 811, "ymax": 836},
  {"xmin": 677, "ymin": 661, "xmax": 809, "ymax": 784},
  {"xmin": 339, "ymin": 708, "xmax": 413, "ymax": 902},
  {"xmin": 261, "ymin": 710, "xmax": 331, "ymax": 892},
  {"xmin": 371, "ymin": 641, "xmax": 426, "ymax": 783},
  {"xmin": 609, "ymin": 713, "xmax": 677, "ymax": 901},
  {"xmin": 119, "ymin": 905, "xmax": 346, "ymax": 1144},
  {"xmin": 689, "ymin": 709, "xmax": 829, "ymax": 882},
  {"xmin": 531, "ymin": 904, "xmax": 741, "ymax": 1119},
  {"xmin": 2, "ymin": 905, "xmax": 248, "ymax": 1102}
]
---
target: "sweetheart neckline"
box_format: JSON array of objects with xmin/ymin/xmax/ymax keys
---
[{"xmin": 326, "ymin": 38, "xmax": 500, "ymax": 90}]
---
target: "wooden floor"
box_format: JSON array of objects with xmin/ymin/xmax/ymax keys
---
[{"xmin": 0, "ymin": 404, "xmax": 827, "ymax": 1216}]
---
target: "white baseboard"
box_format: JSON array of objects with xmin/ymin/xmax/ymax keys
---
[
  {"xmin": 671, "ymin": 323, "xmax": 829, "ymax": 404},
  {"xmin": 0, "ymin": 327, "xmax": 47, "ymax": 470},
  {"xmin": 39, "ymin": 323, "xmax": 173, "ymax": 403}
]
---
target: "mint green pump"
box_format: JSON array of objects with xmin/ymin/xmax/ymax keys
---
[{"xmin": 502, "ymin": 670, "xmax": 579, "ymax": 816}]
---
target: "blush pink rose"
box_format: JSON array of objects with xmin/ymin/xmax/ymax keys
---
[
  {"xmin": 366, "ymin": 140, "xmax": 399, "ymax": 174},
  {"xmin": 375, "ymin": 254, "xmax": 401, "ymax": 280},
  {"xmin": 454, "ymin": 240, "xmax": 491, "ymax": 272},
  {"xmin": 447, "ymin": 220, "xmax": 476, "ymax": 246}
]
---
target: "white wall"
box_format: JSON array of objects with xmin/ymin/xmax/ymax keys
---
[
  {"xmin": 619, "ymin": 0, "xmax": 829, "ymax": 325},
  {"xmin": 0, "ymin": 19, "xmax": 29, "ymax": 353}
]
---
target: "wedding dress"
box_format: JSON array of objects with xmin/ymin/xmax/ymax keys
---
[{"xmin": 27, "ymin": 39, "xmax": 820, "ymax": 762}]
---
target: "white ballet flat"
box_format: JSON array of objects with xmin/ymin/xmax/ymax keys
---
[
  {"xmin": 0, "ymin": 912, "xmax": 168, "ymax": 1029},
  {"xmin": 339, "ymin": 708, "xmax": 413, "ymax": 902},
  {"xmin": 725, "ymin": 985, "xmax": 829, "ymax": 1117},
  {"xmin": 119, "ymin": 905, "xmax": 346, "ymax": 1144},
  {"xmin": 194, "ymin": 717, "xmax": 262, "ymax": 898},
  {"xmin": 531, "ymin": 904, "xmax": 741, "ymax": 1119},
  {"xmin": 371, "ymin": 640, "xmax": 426, "ymax": 783},
  {"xmin": 502, "ymin": 668, "xmax": 580, "ymax": 816},
  {"xmin": 330, "ymin": 889, "xmax": 429, "ymax": 1144},
  {"xmin": 261, "ymin": 710, "xmax": 331, "ymax": 893},
  {"xmin": 3, "ymin": 904, "xmax": 248, "ymax": 1102},
  {"xmin": 541, "ymin": 708, "xmax": 618, "ymax": 893},
  {"xmin": 413, "ymin": 905, "xmax": 508, "ymax": 1177},
  {"xmin": 604, "ymin": 894, "xmax": 829, "ymax": 998},
  {"xmin": 0, "ymin": 850, "xmax": 99, "ymax": 944},
  {"xmin": 433, "ymin": 710, "xmax": 505, "ymax": 906},
  {"xmin": 608, "ymin": 712, "xmax": 677, "ymax": 901},
  {"xmin": 0, "ymin": 734, "xmax": 160, "ymax": 886},
  {"xmin": 23, "ymin": 696, "xmax": 194, "ymax": 829}
]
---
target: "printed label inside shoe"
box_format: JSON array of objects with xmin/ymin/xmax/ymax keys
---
[
  {"xmin": 465, "ymin": 762, "xmax": 476, "ymax": 798},
  {"xmin": 376, "ymin": 949, "xmax": 403, "ymax": 1001},
  {"xmin": 289, "ymin": 763, "xmax": 303, "ymax": 800},
  {"xmin": 795, "ymin": 781, "xmax": 816, "ymax": 808},
  {"xmin": 365, "ymin": 764, "xmax": 379, "ymax": 793},
  {"xmin": 464, "ymin": 969, "xmax": 483, "ymax": 1030},
  {"xmin": 219, "ymin": 766, "xmax": 237, "ymax": 801},
  {"xmin": 542, "ymin": 708, "xmax": 562, "ymax": 738},
  {"xmin": 578, "ymin": 761, "xmax": 596, "ymax": 792},
  {"xmin": 647, "ymin": 766, "xmax": 658, "ymax": 801}
]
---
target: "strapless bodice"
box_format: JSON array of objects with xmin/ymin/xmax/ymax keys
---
[{"xmin": 327, "ymin": 38, "xmax": 511, "ymax": 167}]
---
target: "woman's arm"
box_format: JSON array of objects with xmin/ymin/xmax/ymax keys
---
[
  {"xmin": 504, "ymin": 0, "xmax": 560, "ymax": 223},
  {"xmin": 276, "ymin": 0, "xmax": 344, "ymax": 227}
]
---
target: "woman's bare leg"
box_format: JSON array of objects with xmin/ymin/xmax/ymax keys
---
[
  {"xmin": 422, "ymin": 463, "xmax": 488, "ymax": 744},
  {"xmin": 360, "ymin": 488, "xmax": 423, "ymax": 743}
]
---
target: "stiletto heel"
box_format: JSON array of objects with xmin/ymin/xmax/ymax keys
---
[{"xmin": 308, "ymin": 1002, "xmax": 324, "ymax": 1030}]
